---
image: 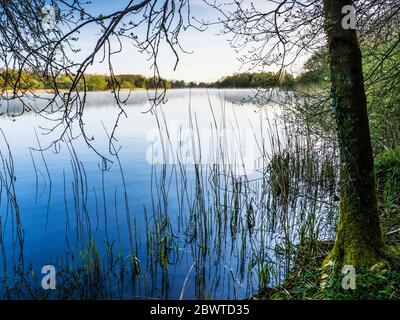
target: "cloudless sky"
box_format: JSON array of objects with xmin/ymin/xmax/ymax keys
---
[{"xmin": 59, "ymin": 0, "xmax": 305, "ymax": 82}]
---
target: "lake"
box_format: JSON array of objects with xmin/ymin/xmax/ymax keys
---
[{"xmin": 0, "ymin": 88, "xmax": 337, "ymax": 299}]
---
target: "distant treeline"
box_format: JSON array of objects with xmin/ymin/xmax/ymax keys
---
[
  {"xmin": 1, "ymin": 70, "xmax": 295, "ymax": 91},
  {"xmin": 170, "ymin": 71, "xmax": 294, "ymax": 88},
  {"xmin": 0, "ymin": 71, "xmax": 173, "ymax": 91},
  {"xmin": 211, "ymin": 71, "xmax": 294, "ymax": 88}
]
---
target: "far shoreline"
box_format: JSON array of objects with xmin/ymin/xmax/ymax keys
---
[{"xmin": 2, "ymin": 87, "xmax": 267, "ymax": 95}]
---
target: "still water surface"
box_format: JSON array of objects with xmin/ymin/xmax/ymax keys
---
[{"xmin": 0, "ymin": 89, "xmax": 287, "ymax": 299}]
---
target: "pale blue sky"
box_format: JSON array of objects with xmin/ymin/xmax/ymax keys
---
[{"xmin": 60, "ymin": 0, "xmax": 306, "ymax": 82}]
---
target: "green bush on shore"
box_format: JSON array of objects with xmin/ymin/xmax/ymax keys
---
[{"xmin": 256, "ymin": 147, "xmax": 400, "ymax": 300}]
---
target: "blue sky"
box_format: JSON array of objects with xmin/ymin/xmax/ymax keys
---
[
  {"xmin": 62, "ymin": 0, "xmax": 241, "ymax": 82},
  {"xmin": 58, "ymin": 0, "xmax": 305, "ymax": 82}
]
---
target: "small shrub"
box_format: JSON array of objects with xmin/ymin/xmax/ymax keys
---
[{"xmin": 375, "ymin": 147, "xmax": 400, "ymax": 206}]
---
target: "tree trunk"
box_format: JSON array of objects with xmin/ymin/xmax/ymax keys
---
[{"xmin": 323, "ymin": 0, "xmax": 385, "ymax": 267}]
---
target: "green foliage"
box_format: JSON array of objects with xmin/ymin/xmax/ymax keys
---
[
  {"xmin": 0, "ymin": 70, "xmax": 177, "ymax": 91},
  {"xmin": 296, "ymin": 37, "xmax": 400, "ymax": 154},
  {"xmin": 268, "ymin": 152, "xmax": 290, "ymax": 200},
  {"xmin": 113, "ymin": 74, "xmax": 144, "ymax": 89},
  {"xmin": 85, "ymin": 74, "xmax": 108, "ymax": 91},
  {"xmin": 0, "ymin": 69, "xmax": 45, "ymax": 90},
  {"xmin": 261, "ymin": 253, "xmax": 400, "ymax": 300},
  {"xmin": 321, "ymin": 268, "xmax": 400, "ymax": 300},
  {"xmin": 214, "ymin": 71, "xmax": 294, "ymax": 88},
  {"xmin": 375, "ymin": 147, "xmax": 400, "ymax": 243},
  {"xmin": 257, "ymin": 150, "xmax": 400, "ymax": 300},
  {"xmin": 120, "ymin": 80, "xmax": 134, "ymax": 89},
  {"xmin": 1, "ymin": 69, "xmax": 296, "ymax": 92},
  {"xmin": 363, "ymin": 38, "xmax": 400, "ymax": 152},
  {"xmin": 171, "ymin": 79, "xmax": 186, "ymax": 88},
  {"xmin": 375, "ymin": 147, "xmax": 400, "ymax": 207},
  {"xmin": 145, "ymin": 77, "xmax": 171, "ymax": 89},
  {"xmin": 295, "ymin": 49, "xmax": 330, "ymax": 86},
  {"xmin": 57, "ymin": 75, "xmax": 74, "ymax": 89}
]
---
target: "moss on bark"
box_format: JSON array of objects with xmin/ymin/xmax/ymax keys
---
[{"xmin": 323, "ymin": 0, "xmax": 386, "ymax": 269}]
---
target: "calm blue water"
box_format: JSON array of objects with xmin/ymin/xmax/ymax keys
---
[{"xmin": 0, "ymin": 89, "xmax": 284, "ymax": 299}]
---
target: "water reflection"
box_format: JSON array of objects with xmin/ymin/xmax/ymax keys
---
[{"xmin": 0, "ymin": 89, "xmax": 338, "ymax": 299}]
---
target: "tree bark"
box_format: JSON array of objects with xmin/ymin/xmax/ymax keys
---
[{"xmin": 323, "ymin": 0, "xmax": 385, "ymax": 267}]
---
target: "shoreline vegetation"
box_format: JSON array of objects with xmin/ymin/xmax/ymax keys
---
[
  {"xmin": 254, "ymin": 41, "xmax": 400, "ymax": 300},
  {"xmin": 0, "ymin": 70, "xmax": 295, "ymax": 92},
  {"xmin": 256, "ymin": 147, "xmax": 400, "ymax": 300}
]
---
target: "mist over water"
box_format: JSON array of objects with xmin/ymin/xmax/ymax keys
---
[{"xmin": 0, "ymin": 89, "xmax": 336, "ymax": 299}]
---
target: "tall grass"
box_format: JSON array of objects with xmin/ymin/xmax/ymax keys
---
[{"xmin": 0, "ymin": 91, "xmax": 340, "ymax": 299}]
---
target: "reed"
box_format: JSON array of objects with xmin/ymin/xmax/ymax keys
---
[{"xmin": 0, "ymin": 90, "xmax": 340, "ymax": 299}]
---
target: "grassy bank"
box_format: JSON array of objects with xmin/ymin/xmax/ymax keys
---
[{"xmin": 255, "ymin": 147, "xmax": 400, "ymax": 300}]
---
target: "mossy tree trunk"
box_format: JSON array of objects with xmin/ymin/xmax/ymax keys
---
[{"xmin": 323, "ymin": 0, "xmax": 385, "ymax": 267}]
